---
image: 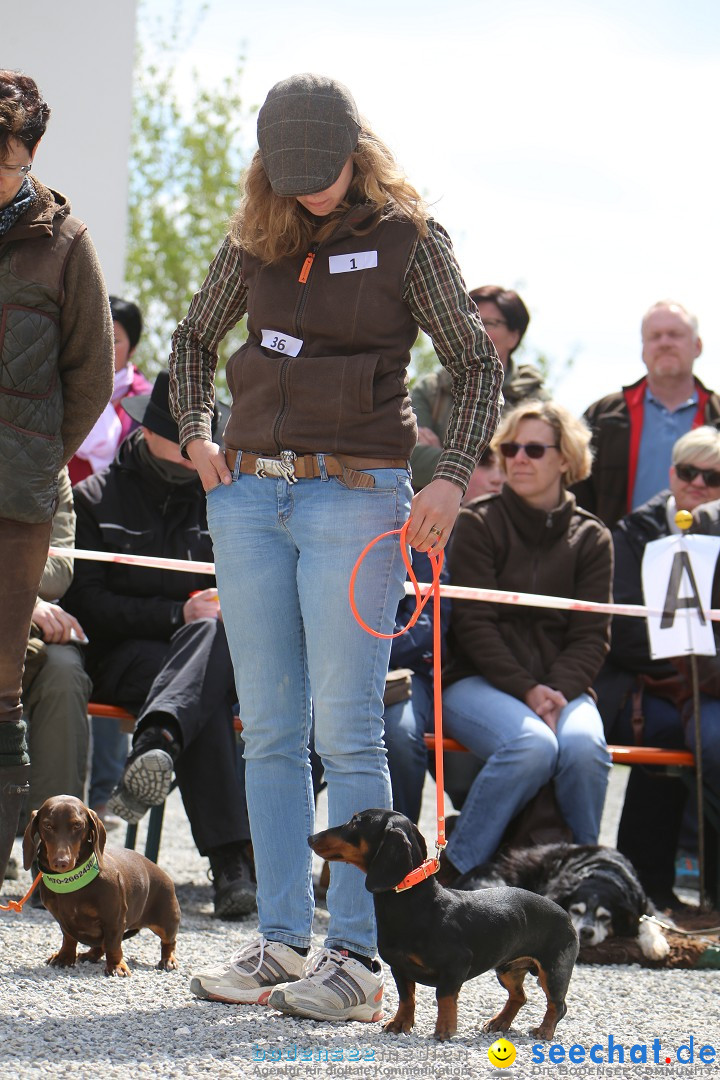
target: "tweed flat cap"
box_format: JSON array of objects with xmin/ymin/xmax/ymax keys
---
[{"xmin": 257, "ymin": 73, "xmax": 361, "ymax": 197}]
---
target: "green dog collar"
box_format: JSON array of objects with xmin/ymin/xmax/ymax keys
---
[{"xmin": 42, "ymin": 852, "xmax": 100, "ymax": 894}]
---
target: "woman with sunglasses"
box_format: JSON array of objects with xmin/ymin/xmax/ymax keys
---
[
  {"xmin": 437, "ymin": 400, "xmax": 613, "ymax": 882},
  {"xmin": 598, "ymin": 425, "xmax": 720, "ymax": 912}
]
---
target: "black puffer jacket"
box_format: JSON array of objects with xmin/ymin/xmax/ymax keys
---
[
  {"xmin": 62, "ymin": 431, "xmax": 214, "ymax": 672},
  {"xmin": 608, "ymin": 490, "xmax": 677, "ymax": 678}
]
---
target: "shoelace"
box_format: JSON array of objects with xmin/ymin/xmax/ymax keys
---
[
  {"xmin": 231, "ymin": 937, "xmax": 268, "ymax": 977},
  {"xmin": 302, "ymin": 947, "xmax": 345, "ymax": 979}
]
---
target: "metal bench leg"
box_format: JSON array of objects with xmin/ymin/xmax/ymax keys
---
[
  {"xmin": 144, "ymin": 802, "xmax": 166, "ymax": 864},
  {"xmin": 125, "ymin": 822, "xmax": 138, "ymax": 850}
]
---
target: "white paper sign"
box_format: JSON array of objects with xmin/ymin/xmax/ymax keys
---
[
  {"xmin": 641, "ymin": 534, "xmax": 720, "ymax": 658},
  {"xmin": 328, "ymin": 251, "xmax": 378, "ymax": 274},
  {"xmin": 261, "ymin": 329, "xmax": 303, "ymax": 357}
]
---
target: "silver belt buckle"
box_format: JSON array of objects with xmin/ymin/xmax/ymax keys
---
[{"xmin": 255, "ymin": 450, "xmax": 297, "ymax": 483}]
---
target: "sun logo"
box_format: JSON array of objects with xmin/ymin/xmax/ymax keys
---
[{"xmin": 487, "ymin": 1038, "xmax": 517, "ymax": 1068}]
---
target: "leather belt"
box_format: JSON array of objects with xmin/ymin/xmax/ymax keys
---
[{"xmin": 224, "ymin": 449, "xmax": 407, "ymax": 487}]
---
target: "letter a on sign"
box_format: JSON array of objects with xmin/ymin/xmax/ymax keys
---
[{"xmin": 641, "ymin": 535, "xmax": 720, "ymax": 658}]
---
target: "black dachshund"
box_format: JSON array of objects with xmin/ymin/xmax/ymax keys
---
[{"xmin": 309, "ymin": 809, "xmax": 578, "ymax": 1040}]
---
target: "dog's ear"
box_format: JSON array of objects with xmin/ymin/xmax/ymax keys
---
[
  {"xmin": 612, "ymin": 904, "xmax": 640, "ymax": 938},
  {"xmin": 411, "ymin": 820, "xmax": 427, "ymax": 861},
  {"xmin": 22, "ymin": 811, "xmax": 40, "ymax": 870},
  {"xmin": 87, "ymin": 809, "xmax": 107, "ymax": 862},
  {"xmin": 365, "ymin": 826, "xmax": 415, "ymax": 893}
]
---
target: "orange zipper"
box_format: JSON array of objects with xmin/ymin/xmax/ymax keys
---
[{"xmin": 298, "ymin": 251, "xmax": 316, "ymax": 284}]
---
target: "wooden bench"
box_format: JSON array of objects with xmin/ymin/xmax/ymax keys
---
[
  {"xmin": 424, "ymin": 735, "xmax": 696, "ymax": 771},
  {"xmin": 88, "ymin": 703, "xmax": 243, "ymax": 865},
  {"xmin": 424, "ymin": 734, "xmax": 719, "ymax": 904}
]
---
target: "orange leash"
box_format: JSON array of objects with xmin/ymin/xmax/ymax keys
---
[
  {"xmin": 349, "ymin": 519, "xmax": 447, "ymax": 865},
  {"xmin": 0, "ymin": 872, "xmax": 42, "ymax": 913}
]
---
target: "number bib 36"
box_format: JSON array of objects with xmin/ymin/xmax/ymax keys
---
[{"xmin": 261, "ymin": 329, "xmax": 304, "ymax": 356}]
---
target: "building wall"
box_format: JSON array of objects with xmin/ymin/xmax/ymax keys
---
[{"xmin": 3, "ymin": 0, "xmax": 137, "ymax": 292}]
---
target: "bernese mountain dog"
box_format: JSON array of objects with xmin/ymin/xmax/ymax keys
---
[{"xmin": 456, "ymin": 843, "xmax": 668, "ymax": 961}]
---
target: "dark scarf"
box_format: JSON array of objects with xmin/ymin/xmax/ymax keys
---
[
  {"xmin": 0, "ymin": 177, "xmax": 37, "ymax": 237},
  {"xmin": 135, "ymin": 432, "xmax": 202, "ymax": 486}
]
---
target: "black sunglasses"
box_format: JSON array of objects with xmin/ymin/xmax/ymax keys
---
[
  {"xmin": 499, "ymin": 442, "xmax": 560, "ymax": 460},
  {"xmin": 675, "ymin": 463, "xmax": 720, "ymax": 487}
]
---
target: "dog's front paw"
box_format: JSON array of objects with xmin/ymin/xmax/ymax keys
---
[
  {"xmin": 104, "ymin": 960, "xmax": 132, "ymax": 977},
  {"xmin": 482, "ymin": 1016, "xmax": 511, "ymax": 1033},
  {"xmin": 638, "ymin": 919, "xmax": 670, "ymax": 961},
  {"xmin": 383, "ymin": 1014, "xmax": 414, "ymax": 1035},
  {"xmin": 46, "ymin": 951, "xmax": 77, "ymax": 968},
  {"xmin": 530, "ymin": 1022, "xmax": 558, "ymax": 1041},
  {"xmin": 157, "ymin": 956, "xmax": 178, "ymax": 971},
  {"xmin": 433, "ymin": 1025, "xmax": 457, "ymax": 1042}
]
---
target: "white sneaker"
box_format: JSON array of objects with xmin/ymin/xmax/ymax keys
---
[
  {"xmin": 189, "ymin": 938, "xmax": 306, "ymax": 1004},
  {"xmin": 268, "ymin": 948, "xmax": 384, "ymax": 1022}
]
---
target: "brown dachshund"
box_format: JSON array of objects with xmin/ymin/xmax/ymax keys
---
[
  {"xmin": 310, "ymin": 809, "xmax": 579, "ymax": 1041},
  {"xmin": 23, "ymin": 795, "xmax": 180, "ymax": 977}
]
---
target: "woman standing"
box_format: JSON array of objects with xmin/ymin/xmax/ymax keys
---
[
  {"xmin": 170, "ymin": 73, "xmax": 502, "ymax": 1022},
  {"xmin": 438, "ymin": 400, "xmax": 613, "ymax": 882}
]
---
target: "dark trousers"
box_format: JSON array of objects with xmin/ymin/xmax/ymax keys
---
[
  {"xmin": 610, "ymin": 694, "xmax": 691, "ymax": 898},
  {"xmin": 0, "ymin": 516, "xmax": 52, "ymax": 729},
  {"xmin": 91, "ymin": 618, "xmax": 249, "ymax": 854}
]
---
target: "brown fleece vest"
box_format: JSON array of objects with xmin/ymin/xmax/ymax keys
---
[{"xmin": 224, "ymin": 207, "xmax": 420, "ymax": 458}]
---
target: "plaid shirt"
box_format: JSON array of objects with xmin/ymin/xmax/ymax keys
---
[{"xmin": 169, "ymin": 216, "xmax": 503, "ymax": 491}]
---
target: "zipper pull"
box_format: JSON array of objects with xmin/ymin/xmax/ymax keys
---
[{"xmin": 298, "ymin": 248, "xmax": 317, "ymax": 284}]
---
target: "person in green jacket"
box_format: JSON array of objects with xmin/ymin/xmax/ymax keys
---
[{"xmin": 0, "ymin": 70, "xmax": 113, "ymax": 890}]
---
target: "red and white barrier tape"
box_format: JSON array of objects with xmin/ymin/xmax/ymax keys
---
[{"xmin": 49, "ymin": 546, "xmax": 720, "ymax": 621}]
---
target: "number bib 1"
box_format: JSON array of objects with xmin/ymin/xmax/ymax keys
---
[
  {"xmin": 261, "ymin": 329, "xmax": 304, "ymax": 356},
  {"xmin": 328, "ymin": 251, "xmax": 378, "ymax": 274}
]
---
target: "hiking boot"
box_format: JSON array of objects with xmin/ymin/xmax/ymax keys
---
[
  {"xmin": 189, "ymin": 938, "xmax": 306, "ymax": 1004},
  {"xmin": 123, "ymin": 725, "xmax": 180, "ymax": 807},
  {"xmin": 106, "ymin": 784, "xmax": 149, "ymax": 825},
  {"xmin": 268, "ymin": 947, "xmax": 384, "ymax": 1022},
  {"xmin": 209, "ymin": 843, "xmax": 257, "ymax": 919},
  {"xmin": 0, "ymin": 762, "xmax": 30, "ymax": 891}
]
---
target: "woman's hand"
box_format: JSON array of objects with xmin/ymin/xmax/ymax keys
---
[
  {"xmin": 186, "ymin": 438, "xmax": 232, "ymax": 493},
  {"xmin": 406, "ymin": 477, "xmax": 463, "ymax": 552},
  {"xmin": 524, "ymin": 684, "xmax": 568, "ymax": 733}
]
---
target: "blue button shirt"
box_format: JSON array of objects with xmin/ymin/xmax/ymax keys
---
[{"xmin": 631, "ymin": 388, "xmax": 698, "ymax": 510}]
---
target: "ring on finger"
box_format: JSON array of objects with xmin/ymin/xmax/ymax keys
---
[{"xmin": 429, "ymin": 525, "xmax": 443, "ymax": 536}]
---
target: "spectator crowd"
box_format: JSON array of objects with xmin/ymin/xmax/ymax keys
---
[{"xmin": 2, "ymin": 67, "xmax": 718, "ymax": 1018}]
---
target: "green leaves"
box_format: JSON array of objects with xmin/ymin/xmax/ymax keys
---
[{"xmin": 126, "ymin": 7, "xmax": 252, "ymax": 396}]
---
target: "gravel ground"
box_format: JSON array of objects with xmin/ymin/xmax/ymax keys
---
[{"xmin": 1, "ymin": 768, "xmax": 717, "ymax": 1080}]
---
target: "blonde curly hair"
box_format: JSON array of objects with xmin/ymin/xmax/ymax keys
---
[{"xmin": 230, "ymin": 127, "xmax": 429, "ymax": 264}]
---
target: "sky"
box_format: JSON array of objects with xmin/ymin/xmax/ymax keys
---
[{"xmin": 144, "ymin": 0, "xmax": 720, "ymax": 414}]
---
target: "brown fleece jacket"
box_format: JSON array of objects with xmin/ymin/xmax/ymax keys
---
[{"xmin": 444, "ymin": 484, "xmax": 613, "ymax": 703}]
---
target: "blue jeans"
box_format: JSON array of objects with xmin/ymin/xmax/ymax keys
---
[
  {"xmin": 207, "ymin": 463, "xmax": 412, "ymax": 957},
  {"xmin": 383, "ymin": 674, "xmax": 433, "ymax": 824},
  {"xmin": 89, "ymin": 717, "xmax": 129, "ymax": 808},
  {"xmin": 442, "ymin": 677, "xmax": 611, "ymax": 873}
]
